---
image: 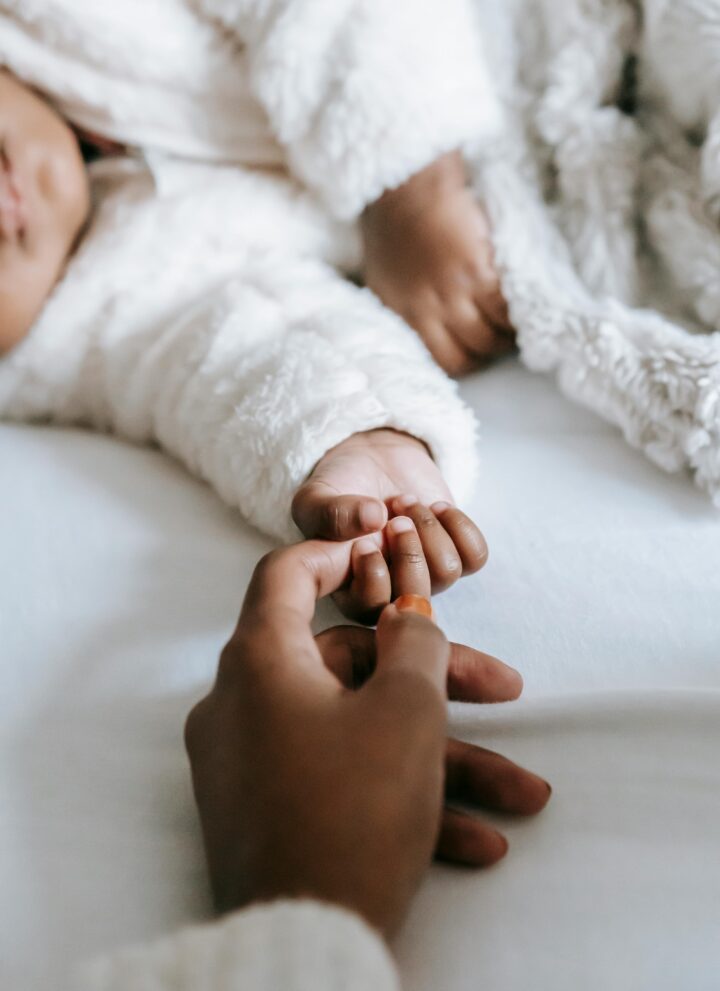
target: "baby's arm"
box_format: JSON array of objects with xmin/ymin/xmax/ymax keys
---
[
  {"xmin": 0, "ymin": 173, "xmax": 478, "ymax": 545},
  {"xmin": 195, "ymin": 0, "xmax": 501, "ymax": 219},
  {"xmin": 196, "ymin": 0, "xmax": 512, "ymax": 375}
]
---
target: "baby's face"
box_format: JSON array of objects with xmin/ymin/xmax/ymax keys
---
[{"xmin": 0, "ymin": 71, "xmax": 90, "ymax": 353}]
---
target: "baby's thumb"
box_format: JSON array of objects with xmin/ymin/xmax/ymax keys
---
[
  {"xmin": 373, "ymin": 597, "xmax": 450, "ymax": 695},
  {"xmin": 292, "ymin": 483, "xmax": 387, "ymax": 541}
]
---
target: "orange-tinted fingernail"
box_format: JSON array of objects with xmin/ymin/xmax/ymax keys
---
[{"xmin": 394, "ymin": 594, "xmax": 434, "ymax": 620}]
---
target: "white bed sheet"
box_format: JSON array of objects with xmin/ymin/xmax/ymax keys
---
[{"xmin": 1, "ymin": 359, "xmax": 719, "ymax": 990}]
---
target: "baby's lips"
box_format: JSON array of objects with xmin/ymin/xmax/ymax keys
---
[{"xmin": 394, "ymin": 594, "xmax": 435, "ymax": 622}]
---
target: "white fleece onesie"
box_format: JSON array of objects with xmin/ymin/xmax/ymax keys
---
[{"xmin": 0, "ymin": 0, "xmax": 502, "ymax": 541}]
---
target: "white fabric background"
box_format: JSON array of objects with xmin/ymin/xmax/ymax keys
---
[{"xmin": 2, "ymin": 359, "xmax": 719, "ymax": 990}]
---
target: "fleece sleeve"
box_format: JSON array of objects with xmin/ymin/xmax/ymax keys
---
[
  {"xmin": 0, "ymin": 165, "xmax": 478, "ymax": 543},
  {"xmin": 77, "ymin": 900, "xmax": 400, "ymax": 991},
  {"xmin": 193, "ymin": 0, "xmax": 503, "ymax": 219}
]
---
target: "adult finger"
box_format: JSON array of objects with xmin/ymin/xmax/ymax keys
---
[
  {"xmin": 372, "ymin": 599, "xmax": 449, "ymax": 695},
  {"xmin": 436, "ymin": 808, "xmax": 509, "ymax": 867},
  {"xmin": 445, "ymin": 739, "xmax": 552, "ymax": 815},
  {"xmin": 386, "ymin": 517, "xmax": 432, "ymax": 600},
  {"xmin": 428, "ymin": 503, "xmax": 489, "ymax": 575},
  {"xmin": 222, "ymin": 541, "xmax": 357, "ymax": 686},
  {"xmin": 292, "ymin": 482, "xmax": 388, "ymax": 541},
  {"xmin": 241, "ymin": 541, "xmax": 355, "ymax": 625},
  {"xmin": 446, "ymin": 643, "xmax": 524, "ymax": 703},
  {"xmin": 317, "ymin": 629, "xmax": 523, "ymax": 702}
]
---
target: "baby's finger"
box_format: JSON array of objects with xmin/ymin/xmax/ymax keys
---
[
  {"xmin": 414, "ymin": 316, "xmax": 478, "ymax": 378},
  {"xmin": 392, "ymin": 495, "xmax": 462, "ymax": 594},
  {"xmin": 476, "ymin": 322, "xmax": 517, "ymax": 358},
  {"xmin": 386, "ymin": 516, "xmax": 432, "ymax": 600},
  {"xmin": 445, "ymin": 739, "xmax": 552, "ymax": 816},
  {"xmin": 292, "ymin": 483, "xmax": 388, "ymax": 541},
  {"xmin": 353, "ymin": 538, "xmax": 393, "ymax": 619},
  {"xmin": 435, "ymin": 808, "xmax": 508, "ymax": 868},
  {"xmin": 475, "ymin": 284, "xmax": 514, "ymax": 334},
  {"xmin": 429, "ymin": 503, "xmax": 488, "ymax": 575},
  {"xmin": 333, "ymin": 538, "xmax": 392, "ymax": 625}
]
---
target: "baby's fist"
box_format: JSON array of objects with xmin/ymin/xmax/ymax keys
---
[{"xmin": 362, "ymin": 151, "xmax": 515, "ymax": 377}]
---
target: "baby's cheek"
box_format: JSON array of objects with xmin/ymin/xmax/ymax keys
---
[{"xmin": 0, "ymin": 256, "xmax": 55, "ymax": 352}]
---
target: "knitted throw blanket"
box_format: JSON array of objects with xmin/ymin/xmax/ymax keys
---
[{"xmin": 472, "ymin": 0, "xmax": 720, "ymax": 505}]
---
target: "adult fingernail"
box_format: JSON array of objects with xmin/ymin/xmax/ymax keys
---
[
  {"xmin": 360, "ymin": 501, "xmax": 387, "ymax": 532},
  {"xmin": 431, "ymin": 501, "xmax": 452, "ymax": 514},
  {"xmin": 388, "ymin": 516, "xmax": 415, "ymax": 535},
  {"xmin": 393, "ymin": 494, "xmax": 419, "ymax": 513},
  {"xmin": 355, "ymin": 537, "xmax": 380, "ymax": 557},
  {"xmin": 395, "ymin": 594, "xmax": 434, "ymax": 619}
]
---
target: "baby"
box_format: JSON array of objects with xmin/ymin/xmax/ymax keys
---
[
  {"xmin": 0, "ymin": 0, "xmax": 510, "ymax": 619},
  {"xmin": 0, "ymin": 71, "xmax": 90, "ymax": 353}
]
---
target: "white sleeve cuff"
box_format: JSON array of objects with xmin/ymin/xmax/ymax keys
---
[
  {"xmin": 77, "ymin": 900, "xmax": 400, "ymax": 991},
  {"xmin": 200, "ymin": 0, "xmax": 503, "ymax": 219}
]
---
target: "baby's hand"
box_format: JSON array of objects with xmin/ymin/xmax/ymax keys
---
[
  {"xmin": 362, "ymin": 151, "xmax": 515, "ymax": 377},
  {"xmin": 334, "ymin": 503, "xmax": 486, "ymax": 624},
  {"xmin": 292, "ymin": 428, "xmax": 488, "ymax": 623}
]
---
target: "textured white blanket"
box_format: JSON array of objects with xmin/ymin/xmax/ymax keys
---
[
  {"xmin": 2, "ymin": 0, "xmax": 720, "ymax": 527},
  {"xmin": 0, "ymin": 0, "xmax": 496, "ymax": 540},
  {"xmin": 473, "ymin": 0, "xmax": 720, "ymax": 505}
]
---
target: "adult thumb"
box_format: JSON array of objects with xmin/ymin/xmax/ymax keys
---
[{"xmin": 373, "ymin": 598, "xmax": 450, "ymax": 695}]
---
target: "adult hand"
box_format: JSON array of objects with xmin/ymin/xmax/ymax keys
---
[{"xmin": 186, "ymin": 534, "xmax": 550, "ymax": 938}]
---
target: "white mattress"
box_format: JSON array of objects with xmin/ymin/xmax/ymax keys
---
[{"xmin": 2, "ymin": 359, "xmax": 719, "ymax": 990}]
